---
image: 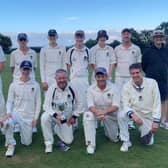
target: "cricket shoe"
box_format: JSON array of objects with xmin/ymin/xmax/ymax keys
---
[
  {"xmin": 5, "ymin": 145, "xmax": 15, "ymax": 157},
  {"xmin": 147, "ymin": 134, "xmax": 154, "ymax": 145},
  {"xmin": 160, "ymin": 122, "xmax": 168, "ymax": 130},
  {"xmin": 45, "ymin": 144, "xmax": 53, "ymax": 153},
  {"xmin": 55, "ymin": 141, "xmax": 70, "ymax": 152},
  {"xmin": 128, "ymin": 121, "xmax": 136, "ymax": 129},
  {"xmin": 86, "ymin": 145, "xmax": 95, "ymax": 154},
  {"xmin": 120, "ymin": 141, "xmax": 132, "ymax": 152}
]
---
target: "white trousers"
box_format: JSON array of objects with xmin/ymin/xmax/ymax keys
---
[
  {"xmin": 83, "ymin": 111, "xmax": 119, "ymax": 147},
  {"xmin": 118, "ymin": 111, "xmax": 153, "ymax": 142},
  {"xmin": 5, "ymin": 112, "xmax": 33, "ymax": 146},
  {"xmin": 0, "ymin": 91, "xmax": 6, "ymax": 121},
  {"xmin": 70, "ymin": 77, "xmax": 89, "ymax": 112},
  {"xmin": 115, "ymin": 76, "xmax": 131, "ymax": 90},
  {"xmin": 41, "ymin": 112, "xmax": 73, "ymax": 145}
]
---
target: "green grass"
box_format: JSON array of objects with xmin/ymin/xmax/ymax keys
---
[{"xmin": 1, "ymin": 54, "xmax": 168, "ymax": 168}]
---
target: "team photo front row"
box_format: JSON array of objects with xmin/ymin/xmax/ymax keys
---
[{"xmin": 2, "ymin": 61, "xmax": 161, "ymax": 157}]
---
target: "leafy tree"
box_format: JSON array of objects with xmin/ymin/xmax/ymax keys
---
[
  {"xmin": 0, "ymin": 33, "xmax": 12, "ymax": 53},
  {"xmin": 85, "ymin": 39, "xmax": 97, "ymax": 48},
  {"xmin": 156, "ymin": 22, "xmax": 168, "ymax": 47},
  {"xmin": 109, "ymin": 40, "xmax": 121, "ymax": 48}
]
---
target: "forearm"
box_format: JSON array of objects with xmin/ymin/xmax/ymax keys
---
[
  {"xmin": 67, "ymin": 64, "xmax": 71, "ymax": 79},
  {"xmin": 104, "ymin": 105, "xmax": 118, "ymax": 114},
  {"xmin": 108, "ymin": 64, "xmax": 114, "ymax": 79},
  {"xmin": 0, "ymin": 62, "xmax": 4, "ymax": 73}
]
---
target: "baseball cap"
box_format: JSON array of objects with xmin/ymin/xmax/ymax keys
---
[
  {"xmin": 48, "ymin": 29, "xmax": 57, "ymax": 36},
  {"xmin": 96, "ymin": 30, "xmax": 109, "ymax": 41},
  {"xmin": 121, "ymin": 28, "xmax": 131, "ymax": 34},
  {"xmin": 75, "ymin": 30, "xmax": 85, "ymax": 38},
  {"xmin": 152, "ymin": 30, "xmax": 164, "ymax": 37},
  {"xmin": 20, "ymin": 60, "xmax": 32, "ymax": 69},
  {"xmin": 95, "ymin": 67, "xmax": 107, "ymax": 76},
  {"xmin": 17, "ymin": 33, "xmax": 28, "ymax": 41}
]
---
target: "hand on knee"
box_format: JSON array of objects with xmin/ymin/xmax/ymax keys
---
[{"xmin": 131, "ymin": 113, "xmax": 143, "ymax": 126}]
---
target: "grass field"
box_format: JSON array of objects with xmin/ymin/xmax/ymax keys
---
[{"xmin": 1, "ymin": 54, "xmax": 168, "ymax": 168}]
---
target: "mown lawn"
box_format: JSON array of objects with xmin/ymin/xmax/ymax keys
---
[{"xmin": 0, "ymin": 54, "xmax": 168, "ymax": 168}]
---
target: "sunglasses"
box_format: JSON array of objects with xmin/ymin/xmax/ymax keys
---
[
  {"xmin": 23, "ymin": 68, "xmax": 31, "ymax": 71},
  {"xmin": 19, "ymin": 38, "xmax": 27, "ymax": 41}
]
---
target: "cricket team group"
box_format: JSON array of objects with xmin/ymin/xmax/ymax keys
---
[{"xmin": 0, "ymin": 28, "xmax": 168, "ymax": 157}]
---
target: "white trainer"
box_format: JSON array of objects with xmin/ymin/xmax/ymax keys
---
[
  {"xmin": 5, "ymin": 145, "xmax": 15, "ymax": 157},
  {"xmin": 120, "ymin": 141, "xmax": 132, "ymax": 152},
  {"xmin": 14, "ymin": 123, "xmax": 20, "ymax": 133},
  {"xmin": 147, "ymin": 134, "xmax": 154, "ymax": 145},
  {"xmin": 86, "ymin": 145, "xmax": 95, "ymax": 154},
  {"xmin": 45, "ymin": 144, "xmax": 53, "ymax": 153}
]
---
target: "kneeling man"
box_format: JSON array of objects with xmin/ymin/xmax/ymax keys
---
[
  {"xmin": 41, "ymin": 69, "xmax": 82, "ymax": 153},
  {"xmin": 4, "ymin": 60, "xmax": 41, "ymax": 157},
  {"xmin": 119, "ymin": 63, "xmax": 161, "ymax": 152},
  {"xmin": 83, "ymin": 67, "xmax": 119, "ymax": 154}
]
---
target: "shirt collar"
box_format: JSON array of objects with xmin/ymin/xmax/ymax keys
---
[
  {"xmin": 131, "ymin": 78, "xmax": 145, "ymax": 92},
  {"xmin": 18, "ymin": 78, "xmax": 33, "ymax": 85},
  {"xmin": 55, "ymin": 83, "xmax": 69, "ymax": 92},
  {"xmin": 47, "ymin": 44, "xmax": 60, "ymax": 49},
  {"xmin": 95, "ymin": 82, "xmax": 111, "ymax": 92},
  {"xmin": 73, "ymin": 46, "xmax": 87, "ymax": 52},
  {"xmin": 96, "ymin": 44, "xmax": 108, "ymax": 50},
  {"xmin": 121, "ymin": 43, "xmax": 133, "ymax": 50},
  {"xmin": 18, "ymin": 48, "xmax": 31, "ymax": 54}
]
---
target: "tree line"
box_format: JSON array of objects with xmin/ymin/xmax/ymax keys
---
[{"xmin": 1, "ymin": 21, "xmax": 168, "ymax": 53}]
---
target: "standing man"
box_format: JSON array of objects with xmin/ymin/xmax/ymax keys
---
[
  {"xmin": 142, "ymin": 30, "xmax": 168, "ymax": 129},
  {"xmin": 4, "ymin": 60, "xmax": 41, "ymax": 157},
  {"xmin": 0, "ymin": 46, "xmax": 6, "ymax": 127},
  {"xmin": 83, "ymin": 67, "xmax": 120, "ymax": 154},
  {"xmin": 114, "ymin": 28, "xmax": 142, "ymax": 128},
  {"xmin": 90, "ymin": 30, "xmax": 116, "ymax": 83},
  {"xmin": 10, "ymin": 33, "xmax": 37, "ymax": 81},
  {"xmin": 118, "ymin": 63, "xmax": 161, "ymax": 152},
  {"xmin": 66, "ymin": 30, "xmax": 91, "ymax": 112},
  {"xmin": 40, "ymin": 29, "xmax": 67, "ymax": 92},
  {"xmin": 41, "ymin": 69, "xmax": 82, "ymax": 153}
]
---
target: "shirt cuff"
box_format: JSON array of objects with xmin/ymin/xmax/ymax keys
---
[
  {"xmin": 127, "ymin": 111, "xmax": 134, "ymax": 118},
  {"xmin": 153, "ymin": 118, "xmax": 160, "ymax": 123},
  {"xmin": 53, "ymin": 113, "xmax": 58, "ymax": 118}
]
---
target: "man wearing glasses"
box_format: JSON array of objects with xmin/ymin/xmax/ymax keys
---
[{"xmin": 10, "ymin": 33, "xmax": 37, "ymax": 81}]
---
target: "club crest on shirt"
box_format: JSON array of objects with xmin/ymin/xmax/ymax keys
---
[
  {"xmin": 84, "ymin": 56, "xmax": 88, "ymax": 61},
  {"xmin": 31, "ymin": 87, "xmax": 34, "ymax": 92},
  {"xmin": 59, "ymin": 51, "xmax": 62, "ymax": 55},
  {"xmin": 131, "ymin": 50, "xmax": 135, "ymax": 55},
  {"xmin": 138, "ymin": 95, "xmax": 143, "ymax": 101},
  {"xmin": 107, "ymin": 93, "xmax": 111, "ymax": 98},
  {"xmin": 67, "ymin": 94, "xmax": 71, "ymax": 99},
  {"xmin": 30, "ymin": 55, "xmax": 33, "ymax": 59},
  {"xmin": 106, "ymin": 52, "xmax": 109, "ymax": 57}
]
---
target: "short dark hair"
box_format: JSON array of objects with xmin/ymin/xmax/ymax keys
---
[
  {"xmin": 121, "ymin": 28, "xmax": 131, "ymax": 34},
  {"xmin": 55, "ymin": 69, "xmax": 67, "ymax": 75},
  {"xmin": 129, "ymin": 63, "xmax": 142, "ymax": 71}
]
